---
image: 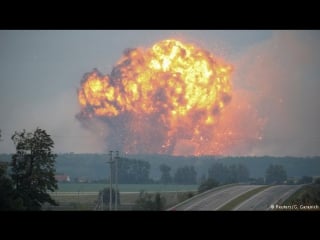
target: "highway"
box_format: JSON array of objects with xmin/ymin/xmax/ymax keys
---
[
  {"xmin": 170, "ymin": 184, "xmax": 263, "ymax": 210},
  {"xmin": 234, "ymin": 185, "xmax": 302, "ymax": 210}
]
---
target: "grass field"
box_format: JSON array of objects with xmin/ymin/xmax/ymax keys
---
[
  {"xmin": 44, "ymin": 183, "xmax": 198, "ymax": 210},
  {"xmin": 43, "ymin": 184, "xmax": 197, "ymax": 211},
  {"xmin": 57, "ymin": 183, "xmax": 198, "ymax": 192},
  {"xmin": 283, "ymin": 184, "xmax": 320, "ymax": 207}
]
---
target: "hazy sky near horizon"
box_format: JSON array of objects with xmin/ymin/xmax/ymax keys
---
[{"xmin": 0, "ymin": 30, "xmax": 319, "ymax": 156}]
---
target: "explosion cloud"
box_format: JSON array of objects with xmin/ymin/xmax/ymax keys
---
[{"xmin": 76, "ymin": 39, "xmax": 263, "ymax": 155}]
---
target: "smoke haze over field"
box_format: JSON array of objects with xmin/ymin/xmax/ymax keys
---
[
  {"xmin": 234, "ymin": 31, "xmax": 320, "ymax": 156},
  {"xmin": 0, "ymin": 30, "xmax": 319, "ymax": 156}
]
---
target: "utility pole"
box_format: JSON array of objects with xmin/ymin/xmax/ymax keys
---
[
  {"xmin": 106, "ymin": 150, "xmax": 119, "ymax": 211},
  {"xmin": 101, "ymin": 191, "xmax": 103, "ymax": 211},
  {"xmin": 115, "ymin": 151, "xmax": 119, "ymax": 210},
  {"xmin": 107, "ymin": 150, "xmax": 113, "ymax": 211}
]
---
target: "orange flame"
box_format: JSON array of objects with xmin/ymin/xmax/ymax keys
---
[{"xmin": 77, "ymin": 39, "xmax": 261, "ymax": 155}]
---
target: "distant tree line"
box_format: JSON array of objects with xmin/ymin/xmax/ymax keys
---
[
  {"xmin": 159, "ymin": 164, "xmax": 197, "ymax": 185},
  {"xmin": 12, "ymin": 153, "xmax": 320, "ymax": 182},
  {"xmin": 207, "ymin": 163, "xmax": 250, "ymax": 184},
  {"xmin": 297, "ymin": 176, "xmax": 313, "ymax": 184},
  {"xmin": 265, "ymin": 164, "xmax": 287, "ymax": 184},
  {"xmin": 159, "ymin": 163, "xmax": 250, "ymax": 185},
  {"xmin": 195, "ymin": 163, "xmax": 250, "ymax": 193},
  {"xmin": 117, "ymin": 158, "xmax": 152, "ymax": 184}
]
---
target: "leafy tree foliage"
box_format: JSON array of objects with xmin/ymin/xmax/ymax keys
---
[
  {"xmin": 100, "ymin": 187, "xmax": 120, "ymax": 208},
  {"xmin": 154, "ymin": 192, "xmax": 166, "ymax": 210},
  {"xmin": 198, "ymin": 178, "xmax": 219, "ymax": 193},
  {"xmin": 265, "ymin": 164, "xmax": 287, "ymax": 184},
  {"xmin": 314, "ymin": 177, "xmax": 320, "ymax": 185},
  {"xmin": 159, "ymin": 164, "xmax": 172, "ymax": 184},
  {"xmin": 208, "ymin": 163, "xmax": 229, "ymax": 183},
  {"xmin": 0, "ymin": 128, "xmax": 23, "ymax": 210},
  {"xmin": 177, "ymin": 192, "xmax": 195, "ymax": 202},
  {"xmin": 298, "ymin": 176, "xmax": 313, "ymax": 184},
  {"xmin": 199, "ymin": 174, "xmax": 207, "ymax": 185},
  {"xmin": 118, "ymin": 158, "xmax": 151, "ymax": 183},
  {"xmin": 231, "ymin": 164, "xmax": 250, "ymax": 182},
  {"xmin": 134, "ymin": 191, "xmax": 166, "ymax": 210},
  {"xmin": 0, "ymin": 164, "xmax": 24, "ymax": 210},
  {"xmin": 11, "ymin": 128, "xmax": 58, "ymax": 210},
  {"xmin": 174, "ymin": 165, "xmax": 197, "ymax": 184},
  {"xmin": 208, "ymin": 163, "xmax": 250, "ymax": 184}
]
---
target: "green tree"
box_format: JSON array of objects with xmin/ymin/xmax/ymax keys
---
[
  {"xmin": 0, "ymin": 163, "xmax": 24, "ymax": 210},
  {"xmin": 174, "ymin": 166, "xmax": 197, "ymax": 184},
  {"xmin": 159, "ymin": 164, "xmax": 172, "ymax": 184},
  {"xmin": 134, "ymin": 191, "xmax": 166, "ymax": 210},
  {"xmin": 177, "ymin": 192, "xmax": 194, "ymax": 202},
  {"xmin": 198, "ymin": 178, "xmax": 219, "ymax": 193},
  {"xmin": 100, "ymin": 187, "xmax": 120, "ymax": 209},
  {"xmin": 134, "ymin": 191, "xmax": 154, "ymax": 210},
  {"xmin": 118, "ymin": 158, "xmax": 151, "ymax": 183},
  {"xmin": 298, "ymin": 176, "xmax": 313, "ymax": 184},
  {"xmin": 208, "ymin": 163, "xmax": 249, "ymax": 184},
  {"xmin": 208, "ymin": 163, "xmax": 229, "ymax": 184},
  {"xmin": 235, "ymin": 164, "xmax": 250, "ymax": 182},
  {"xmin": 154, "ymin": 193, "xmax": 166, "ymax": 210},
  {"xmin": 265, "ymin": 164, "xmax": 287, "ymax": 184},
  {"xmin": 199, "ymin": 174, "xmax": 207, "ymax": 185},
  {"xmin": 314, "ymin": 177, "xmax": 320, "ymax": 185},
  {"xmin": 11, "ymin": 128, "xmax": 58, "ymax": 210},
  {"xmin": 0, "ymin": 129, "xmax": 24, "ymax": 210},
  {"xmin": 227, "ymin": 164, "xmax": 250, "ymax": 183}
]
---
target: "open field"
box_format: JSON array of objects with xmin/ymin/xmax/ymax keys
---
[
  {"xmin": 283, "ymin": 184, "xmax": 320, "ymax": 209},
  {"xmin": 44, "ymin": 191, "xmax": 196, "ymax": 211},
  {"xmin": 43, "ymin": 184, "xmax": 198, "ymax": 210},
  {"xmin": 57, "ymin": 183, "xmax": 198, "ymax": 192}
]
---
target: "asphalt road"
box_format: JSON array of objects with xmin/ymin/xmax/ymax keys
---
[
  {"xmin": 234, "ymin": 185, "xmax": 302, "ymax": 210},
  {"xmin": 171, "ymin": 185, "xmax": 263, "ymax": 210}
]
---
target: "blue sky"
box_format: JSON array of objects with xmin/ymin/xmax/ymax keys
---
[{"xmin": 0, "ymin": 30, "xmax": 319, "ymax": 156}]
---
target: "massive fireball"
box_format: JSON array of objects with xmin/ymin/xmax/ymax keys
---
[{"xmin": 76, "ymin": 39, "xmax": 262, "ymax": 155}]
